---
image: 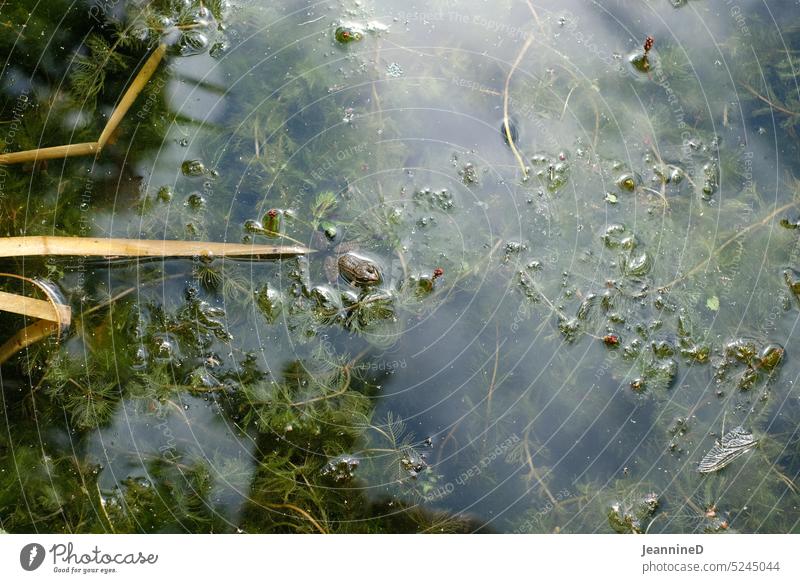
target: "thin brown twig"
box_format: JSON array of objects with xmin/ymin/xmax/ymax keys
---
[
  {"xmin": 740, "ymin": 81, "xmax": 800, "ymax": 117},
  {"xmin": 265, "ymin": 502, "xmax": 328, "ymax": 534},
  {"xmin": 523, "ymin": 426, "xmax": 559, "ymax": 506},
  {"xmin": 484, "ymin": 323, "xmax": 501, "ymax": 435}
]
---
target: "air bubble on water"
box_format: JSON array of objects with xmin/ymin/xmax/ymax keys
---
[
  {"xmin": 161, "ymin": 5, "xmax": 219, "ymax": 57},
  {"xmin": 758, "ymin": 344, "xmax": 784, "ymax": 370},
  {"xmin": 132, "ymin": 345, "xmax": 149, "ymax": 370},
  {"xmin": 255, "ymin": 286, "xmax": 283, "ymax": 323},
  {"xmin": 601, "ymin": 223, "xmax": 627, "ymax": 248},
  {"xmin": 151, "ymin": 333, "xmax": 180, "ymax": 363},
  {"xmin": 180, "ymin": 31, "xmax": 210, "ymax": 56},
  {"xmin": 185, "ymin": 192, "xmax": 206, "ymax": 210},
  {"xmin": 400, "ymin": 451, "xmax": 427, "ymax": 479},
  {"xmin": 181, "ymin": 159, "xmax": 207, "ymax": 176},
  {"xmin": 244, "ymin": 219, "xmax": 264, "ymax": 234},
  {"xmin": 622, "ymin": 250, "xmax": 652, "ymax": 276},
  {"xmin": 616, "ymin": 173, "xmax": 636, "ymax": 191},
  {"xmin": 335, "ymin": 23, "xmax": 364, "ymax": 44},
  {"xmin": 627, "ymin": 50, "xmax": 653, "ymax": 75},
  {"xmin": 157, "ymin": 185, "xmax": 173, "ymax": 202},
  {"xmin": 209, "ymin": 40, "xmax": 228, "ymax": 59}
]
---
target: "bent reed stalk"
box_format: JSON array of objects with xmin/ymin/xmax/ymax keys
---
[{"xmin": 0, "ymin": 44, "xmax": 167, "ymax": 166}]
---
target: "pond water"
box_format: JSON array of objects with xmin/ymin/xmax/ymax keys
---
[{"xmin": 2, "ymin": 0, "xmax": 800, "ymax": 533}]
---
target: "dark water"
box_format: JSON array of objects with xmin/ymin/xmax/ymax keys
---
[{"xmin": 1, "ymin": 0, "xmax": 800, "ymax": 533}]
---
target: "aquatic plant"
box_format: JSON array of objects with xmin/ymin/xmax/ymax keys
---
[{"xmin": 3, "ymin": 0, "xmax": 800, "ymax": 535}]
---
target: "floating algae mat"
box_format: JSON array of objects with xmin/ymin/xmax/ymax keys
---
[{"xmin": 2, "ymin": 0, "xmax": 800, "ymax": 535}]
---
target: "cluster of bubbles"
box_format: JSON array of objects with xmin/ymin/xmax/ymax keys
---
[
  {"xmin": 529, "ymin": 152, "xmax": 570, "ymax": 192},
  {"xmin": 130, "ymin": 3, "xmax": 223, "ymax": 58},
  {"xmin": 601, "ymin": 223, "xmax": 652, "ymax": 278},
  {"xmin": 713, "ymin": 338, "xmax": 784, "ymax": 394},
  {"xmin": 321, "ymin": 455, "xmax": 360, "ymax": 483}
]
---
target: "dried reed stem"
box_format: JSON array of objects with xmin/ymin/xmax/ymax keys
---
[
  {"xmin": 0, "ymin": 236, "xmax": 310, "ymax": 259},
  {"xmin": 98, "ymin": 43, "xmax": 167, "ymax": 147},
  {"xmin": 0, "ymin": 43, "xmax": 167, "ymax": 165},
  {"xmin": 0, "ymin": 290, "xmax": 70, "ymax": 322},
  {"xmin": 0, "ymin": 319, "xmax": 60, "ymax": 364}
]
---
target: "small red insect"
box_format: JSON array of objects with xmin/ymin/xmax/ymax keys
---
[
  {"xmin": 603, "ymin": 334, "xmax": 620, "ymax": 346},
  {"xmin": 643, "ymin": 36, "xmax": 654, "ymax": 54},
  {"xmin": 432, "ymin": 267, "xmax": 444, "ymax": 279},
  {"xmin": 266, "ymin": 208, "xmax": 279, "ymax": 218}
]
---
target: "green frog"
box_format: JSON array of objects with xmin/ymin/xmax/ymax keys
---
[{"xmin": 323, "ymin": 242, "xmax": 382, "ymax": 287}]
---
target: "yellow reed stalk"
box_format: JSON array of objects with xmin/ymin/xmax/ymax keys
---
[
  {"xmin": 0, "ymin": 290, "xmax": 71, "ymax": 322},
  {"xmin": 0, "ymin": 319, "xmax": 60, "ymax": 365},
  {"xmin": 0, "ymin": 142, "xmax": 99, "ymax": 165},
  {"xmin": 0, "ymin": 43, "xmax": 167, "ymax": 165},
  {"xmin": 0, "ymin": 236, "xmax": 311, "ymax": 259},
  {"xmin": 0, "ymin": 272, "xmax": 71, "ymax": 328},
  {"xmin": 97, "ymin": 43, "xmax": 167, "ymax": 147}
]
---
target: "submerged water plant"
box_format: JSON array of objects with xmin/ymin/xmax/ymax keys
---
[{"xmin": 2, "ymin": 0, "xmax": 800, "ymax": 536}]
